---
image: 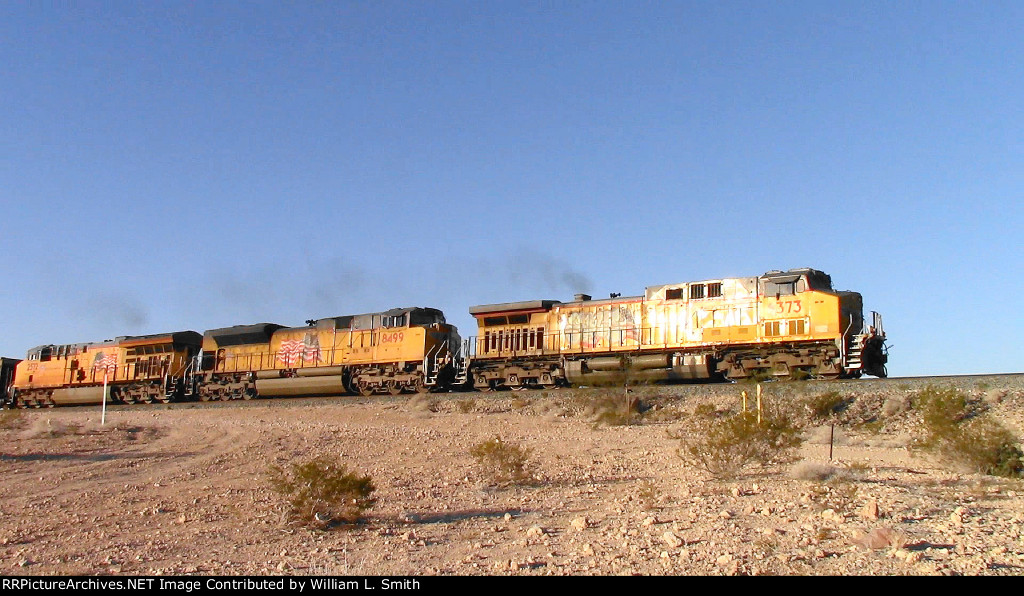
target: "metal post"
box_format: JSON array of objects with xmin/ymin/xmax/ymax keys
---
[
  {"xmin": 101, "ymin": 371, "xmax": 108, "ymax": 426},
  {"xmin": 756, "ymin": 383, "xmax": 762, "ymax": 424}
]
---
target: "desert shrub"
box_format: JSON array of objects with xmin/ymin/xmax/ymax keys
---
[
  {"xmin": 0, "ymin": 408, "xmax": 23, "ymax": 431},
  {"xmin": 911, "ymin": 386, "xmax": 1024, "ymax": 478},
  {"xmin": 268, "ymin": 456, "xmax": 376, "ymax": 528},
  {"xmin": 21, "ymin": 417, "xmax": 78, "ymax": 438},
  {"xmin": 588, "ymin": 390, "xmax": 643, "ymax": 427},
  {"xmin": 881, "ymin": 394, "xmax": 911, "ymax": 418},
  {"xmin": 678, "ymin": 403, "xmax": 803, "ymax": 479},
  {"xmin": 470, "ymin": 436, "xmax": 535, "ymax": 486},
  {"xmin": 692, "ymin": 403, "xmax": 725, "ymax": 419},
  {"xmin": 636, "ymin": 479, "xmax": 661, "ymax": 510},
  {"xmin": 805, "ymin": 391, "xmax": 850, "ymax": 420},
  {"xmin": 510, "ymin": 397, "xmax": 532, "ymax": 411},
  {"xmin": 790, "ymin": 461, "xmax": 841, "ymax": 482},
  {"xmin": 407, "ymin": 394, "xmax": 438, "ymax": 413},
  {"xmin": 456, "ymin": 399, "xmax": 477, "ymax": 413}
]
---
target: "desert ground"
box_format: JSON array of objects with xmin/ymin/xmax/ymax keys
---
[{"xmin": 2, "ymin": 375, "xmax": 1023, "ymax": 576}]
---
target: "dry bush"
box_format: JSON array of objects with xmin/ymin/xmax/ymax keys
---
[
  {"xmin": 0, "ymin": 408, "xmax": 23, "ymax": 431},
  {"xmin": 791, "ymin": 461, "xmax": 841, "ymax": 482},
  {"xmin": 21, "ymin": 417, "xmax": 79, "ymax": 439},
  {"xmin": 268, "ymin": 456, "xmax": 376, "ymax": 528},
  {"xmin": 470, "ymin": 436, "xmax": 536, "ymax": 486},
  {"xmin": 805, "ymin": 391, "xmax": 851, "ymax": 420},
  {"xmin": 881, "ymin": 394, "xmax": 912, "ymax": 418},
  {"xmin": 677, "ymin": 402, "xmax": 803, "ymax": 479},
  {"xmin": 456, "ymin": 399, "xmax": 477, "ymax": 413},
  {"xmin": 509, "ymin": 396, "xmax": 532, "ymax": 411},
  {"xmin": 636, "ymin": 479, "xmax": 662, "ymax": 510},
  {"xmin": 587, "ymin": 390, "xmax": 643, "ymax": 427},
  {"xmin": 407, "ymin": 394, "xmax": 438, "ymax": 413},
  {"xmin": 911, "ymin": 386, "xmax": 1024, "ymax": 478}
]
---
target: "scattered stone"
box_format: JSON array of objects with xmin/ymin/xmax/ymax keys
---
[
  {"xmin": 662, "ymin": 531, "xmax": 683, "ymax": 549},
  {"xmin": 859, "ymin": 500, "xmax": 880, "ymax": 521},
  {"xmin": 852, "ymin": 528, "xmax": 904, "ymax": 550},
  {"xmin": 570, "ymin": 517, "xmax": 589, "ymax": 532}
]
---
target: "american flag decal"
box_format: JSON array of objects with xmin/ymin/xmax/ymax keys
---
[
  {"xmin": 278, "ymin": 334, "xmax": 322, "ymax": 366},
  {"xmin": 92, "ymin": 351, "xmax": 118, "ymax": 373}
]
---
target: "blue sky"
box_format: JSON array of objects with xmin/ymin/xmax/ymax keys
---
[{"xmin": 1, "ymin": 1, "xmax": 1020, "ymax": 376}]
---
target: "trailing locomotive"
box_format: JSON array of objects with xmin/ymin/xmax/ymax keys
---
[
  {"xmin": 196, "ymin": 307, "xmax": 460, "ymax": 400},
  {"xmin": 462, "ymin": 268, "xmax": 887, "ymax": 389},
  {"xmin": 11, "ymin": 332, "xmax": 202, "ymax": 407},
  {"xmin": 6, "ymin": 306, "xmax": 461, "ymax": 407}
]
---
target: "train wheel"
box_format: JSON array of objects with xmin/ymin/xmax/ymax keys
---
[
  {"xmin": 411, "ymin": 378, "xmax": 428, "ymax": 394},
  {"xmin": 243, "ymin": 387, "xmax": 257, "ymax": 400},
  {"xmin": 386, "ymin": 381, "xmax": 402, "ymax": 396},
  {"xmin": 357, "ymin": 383, "xmax": 374, "ymax": 397}
]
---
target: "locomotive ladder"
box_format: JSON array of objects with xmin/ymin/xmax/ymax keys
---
[
  {"xmin": 453, "ymin": 338, "xmax": 473, "ymax": 386},
  {"xmin": 845, "ymin": 336, "xmax": 865, "ymax": 372},
  {"xmin": 423, "ymin": 340, "xmax": 450, "ymax": 386},
  {"xmin": 844, "ymin": 311, "xmax": 884, "ymax": 375}
]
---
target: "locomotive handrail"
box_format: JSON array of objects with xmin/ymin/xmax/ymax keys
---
[{"xmin": 840, "ymin": 314, "xmax": 854, "ymax": 366}]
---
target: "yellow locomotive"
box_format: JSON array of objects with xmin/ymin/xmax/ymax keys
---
[
  {"xmin": 10, "ymin": 332, "xmax": 202, "ymax": 407},
  {"xmin": 463, "ymin": 268, "xmax": 887, "ymax": 388},
  {"xmin": 194, "ymin": 307, "xmax": 461, "ymax": 400}
]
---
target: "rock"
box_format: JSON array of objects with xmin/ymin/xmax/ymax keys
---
[
  {"xmin": 852, "ymin": 528, "xmax": 904, "ymax": 550},
  {"xmin": 570, "ymin": 517, "xmax": 589, "ymax": 531},
  {"xmin": 821, "ymin": 509, "xmax": 844, "ymax": 523},
  {"xmin": 527, "ymin": 525, "xmax": 545, "ymax": 538},
  {"xmin": 859, "ymin": 500, "xmax": 880, "ymax": 521},
  {"xmin": 662, "ymin": 531, "xmax": 683, "ymax": 549}
]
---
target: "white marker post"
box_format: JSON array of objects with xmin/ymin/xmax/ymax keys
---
[
  {"xmin": 101, "ymin": 371, "xmax": 108, "ymax": 426},
  {"xmin": 756, "ymin": 383, "xmax": 762, "ymax": 424}
]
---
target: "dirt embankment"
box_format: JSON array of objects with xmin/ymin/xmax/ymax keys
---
[{"xmin": 1, "ymin": 375, "xmax": 1023, "ymax": 576}]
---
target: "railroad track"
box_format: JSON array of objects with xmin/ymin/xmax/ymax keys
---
[{"xmin": 67, "ymin": 372, "xmax": 1022, "ymax": 415}]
